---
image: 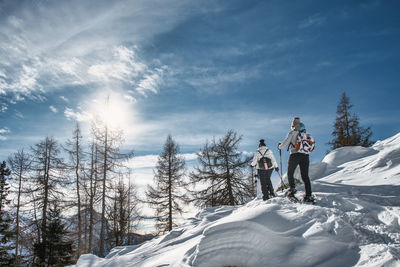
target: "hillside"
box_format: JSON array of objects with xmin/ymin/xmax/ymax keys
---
[{"xmin": 76, "ymin": 133, "xmax": 400, "ymax": 267}]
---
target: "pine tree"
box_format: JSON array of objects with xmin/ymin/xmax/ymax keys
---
[
  {"xmin": 329, "ymin": 92, "xmax": 373, "ymax": 150},
  {"xmin": 0, "ymin": 161, "xmax": 16, "ymax": 266},
  {"xmin": 33, "ymin": 203, "xmax": 74, "ymax": 266},
  {"xmin": 188, "ymin": 130, "xmax": 253, "ymax": 207},
  {"xmin": 145, "ymin": 135, "xmax": 186, "ymax": 234}
]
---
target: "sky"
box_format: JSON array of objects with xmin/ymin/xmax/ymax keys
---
[{"xmin": 1, "ymin": 0, "xmax": 400, "ymax": 221}]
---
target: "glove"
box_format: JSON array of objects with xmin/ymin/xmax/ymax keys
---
[
  {"xmin": 277, "ymin": 142, "xmax": 281, "ymax": 150},
  {"xmin": 275, "ymin": 167, "xmax": 279, "ymax": 172}
]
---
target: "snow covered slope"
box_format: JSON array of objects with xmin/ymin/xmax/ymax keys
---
[{"xmin": 76, "ymin": 133, "xmax": 400, "ymax": 267}]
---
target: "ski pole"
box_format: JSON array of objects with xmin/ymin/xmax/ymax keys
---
[
  {"xmin": 276, "ymin": 169, "xmax": 286, "ymax": 192},
  {"xmin": 278, "ymin": 142, "xmax": 283, "ymax": 192},
  {"xmin": 251, "ymin": 166, "xmax": 254, "ymax": 184}
]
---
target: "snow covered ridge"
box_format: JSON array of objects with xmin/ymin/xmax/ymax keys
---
[{"xmin": 76, "ymin": 133, "xmax": 400, "ymax": 267}]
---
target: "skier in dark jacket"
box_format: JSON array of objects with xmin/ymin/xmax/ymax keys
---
[
  {"xmin": 251, "ymin": 139, "xmax": 279, "ymax": 201},
  {"xmin": 278, "ymin": 117, "xmax": 314, "ymax": 203}
]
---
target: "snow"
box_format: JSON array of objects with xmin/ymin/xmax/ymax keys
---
[{"xmin": 75, "ymin": 133, "xmax": 400, "ymax": 267}]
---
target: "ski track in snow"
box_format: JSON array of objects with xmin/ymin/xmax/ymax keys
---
[{"xmin": 76, "ymin": 133, "xmax": 400, "ymax": 267}]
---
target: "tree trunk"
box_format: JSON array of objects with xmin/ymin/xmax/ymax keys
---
[
  {"xmin": 99, "ymin": 126, "xmax": 108, "ymax": 257},
  {"xmin": 15, "ymin": 162, "xmax": 23, "ymax": 263},
  {"xmin": 75, "ymin": 131, "xmax": 82, "ymax": 257}
]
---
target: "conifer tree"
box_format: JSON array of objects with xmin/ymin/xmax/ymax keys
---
[
  {"xmin": 188, "ymin": 130, "xmax": 253, "ymax": 207},
  {"xmin": 30, "ymin": 137, "xmax": 66, "ymax": 263},
  {"xmin": 145, "ymin": 135, "xmax": 186, "ymax": 234},
  {"xmin": 106, "ymin": 176, "xmax": 140, "ymax": 246},
  {"xmin": 91, "ymin": 119, "xmax": 133, "ymax": 257},
  {"xmin": 8, "ymin": 149, "xmax": 31, "ymax": 265},
  {"xmin": 33, "ymin": 203, "xmax": 74, "ymax": 266},
  {"xmin": 329, "ymin": 92, "xmax": 373, "ymax": 150},
  {"xmin": 64, "ymin": 122, "xmax": 85, "ymax": 258},
  {"xmin": 0, "ymin": 161, "xmax": 16, "ymax": 266}
]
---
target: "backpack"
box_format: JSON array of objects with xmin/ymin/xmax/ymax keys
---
[
  {"xmin": 258, "ymin": 150, "xmax": 272, "ymax": 170},
  {"xmin": 295, "ymin": 132, "xmax": 315, "ymax": 154}
]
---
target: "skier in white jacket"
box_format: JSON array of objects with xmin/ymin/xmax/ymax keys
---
[
  {"xmin": 251, "ymin": 139, "xmax": 279, "ymax": 200},
  {"xmin": 278, "ymin": 117, "xmax": 314, "ymax": 203}
]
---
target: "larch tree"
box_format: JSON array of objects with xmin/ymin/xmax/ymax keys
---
[
  {"xmin": 84, "ymin": 136, "xmax": 101, "ymax": 254},
  {"xmin": 145, "ymin": 135, "xmax": 186, "ymax": 234},
  {"xmin": 188, "ymin": 130, "xmax": 253, "ymax": 207},
  {"xmin": 64, "ymin": 122, "xmax": 85, "ymax": 258},
  {"xmin": 329, "ymin": 92, "xmax": 373, "ymax": 150},
  {"xmin": 91, "ymin": 119, "xmax": 133, "ymax": 257},
  {"xmin": 30, "ymin": 137, "xmax": 66, "ymax": 264},
  {"xmin": 7, "ymin": 149, "xmax": 32, "ymax": 264},
  {"xmin": 106, "ymin": 175, "xmax": 140, "ymax": 247}
]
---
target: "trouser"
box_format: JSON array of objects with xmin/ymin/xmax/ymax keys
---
[
  {"xmin": 287, "ymin": 153, "xmax": 312, "ymax": 196},
  {"xmin": 258, "ymin": 169, "xmax": 274, "ymax": 200}
]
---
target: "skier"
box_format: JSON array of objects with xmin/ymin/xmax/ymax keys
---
[
  {"xmin": 251, "ymin": 139, "xmax": 279, "ymax": 201},
  {"xmin": 278, "ymin": 117, "xmax": 315, "ymax": 203}
]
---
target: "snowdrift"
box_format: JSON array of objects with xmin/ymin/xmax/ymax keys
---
[{"xmin": 76, "ymin": 133, "xmax": 400, "ymax": 267}]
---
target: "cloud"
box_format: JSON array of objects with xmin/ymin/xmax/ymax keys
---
[
  {"xmin": 127, "ymin": 153, "xmax": 198, "ymax": 169},
  {"xmin": 60, "ymin": 95, "xmax": 69, "ymax": 102},
  {"xmin": 49, "ymin": 105, "xmax": 58, "ymax": 113},
  {"xmin": 15, "ymin": 111, "xmax": 24, "ymax": 119},
  {"xmin": 0, "ymin": 127, "xmax": 10, "ymax": 140},
  {"xmin": 136, "ymin": 67, "xmax": 167, "ymax": 96},
  {"xmin": 0, "ymin": 0, "xmax": 195, "ymax": 104},
  {"xmin": 64, "ymin": 107, "xmax": 92, "ymax": 122},
  {"xmin": 298, "ymin": 14, "xmax": 326, "ymax": 29},
  {"xmin": 123, "ymin": 94, "xmax": 136, "ymax": 103},
  {"xmin": 1, "ymin": 103, "xmax": 7, "ymax": 112},
  {"xmin": 182, "ymin": 66, "xmax": 259, "ymax": 94}
]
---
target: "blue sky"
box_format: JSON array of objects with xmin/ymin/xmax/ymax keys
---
[{"xmin": 1, "ymin": 0, "xmax": 400, "ymax": 171}]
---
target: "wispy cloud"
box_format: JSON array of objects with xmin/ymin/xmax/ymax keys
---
[
  {"xmin": 64, "ymin": 107, "xmax": 92, "ymax": 122},
  {"xmin": 298, "ymin": 14, "xmax": 326, "ymax": 29},
  {"xmin": 60, "ymin": 95, "xmax": 69, "ymax": 102},
  {"xmin": 0, "ymin": 103, "xmax": 7, "ymax": 113},
  {"xmin": 0, "ymin": 127, "xmax": 10, "ymax": 140},
  {"xmin": 49, "ymin": 105, "xmax": 58, "ymax": 113},
  {"xmin": 0, "ymin": 0, "xmax": 193, "ymax": 104}
]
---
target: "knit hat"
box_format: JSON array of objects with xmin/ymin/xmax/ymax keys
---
[
  {"xmin": 259, "ymin": 139, "xmax": 266, "ymax": 147},
  {"xmin": 291, "ymin": 117, "xmax": 301, "ymax": 130},
  {"xmin": 299, "ymin": 123, "xmax": 306, "ymax": 132}
]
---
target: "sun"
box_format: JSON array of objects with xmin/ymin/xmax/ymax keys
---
[{"xmin": 89, "ymin": 91, "xmax": 134, "ymax": 131}]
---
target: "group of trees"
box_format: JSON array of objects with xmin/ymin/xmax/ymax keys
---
[
  {"xmin": 0, "ymin": 91, "xmax": 373, "ymax": 265},
  {"xmin": 0, "ymin": 119, "xmax": 139, "ymax": 266},
  {"xmin": 145, "ymin": 131, "xmax": 254, "ymax": 234}
]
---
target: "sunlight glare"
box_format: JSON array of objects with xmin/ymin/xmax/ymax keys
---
[{"xmin": 90, "ymin": 91, "xmax": 134, "ymax": 131}]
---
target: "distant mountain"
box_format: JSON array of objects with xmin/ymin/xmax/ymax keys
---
[{"xmin": 76, "ymin": 133, "xmax": 400, "ymax": 267}]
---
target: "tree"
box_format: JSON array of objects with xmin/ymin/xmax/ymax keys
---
[
  {"xmin": 91, "ymin": 119, "xmax": 133, "ymax": 257},
  {"xmin": 7, "ymin": 149, "xmax": 32, "ymax": 265},
  {"xmin": 33, "ymin": 203, "xmax": 74, "ymax": 266},
  {"xmin": 64, "ymin": 122, "xmax": 85, "ymax": 258},
  {"xmin": 106, "ymin": 175, "xmax": 140, "ymax": 247},
  {"xmin": 329, "ymin": 92, "xmax": 373, "ymax": 150},
  {"xmin": 84, "ymin": 136, "xmax": 101, "ymax": 254},
  {"xmin": 189, "ymin": 130, "xmax": 253, "ymax": 207},
  {"xmin": 30, "ymin": 137, "xmax": 66, "ymax": 263},
  {"xmin": 0, "ymin": 161, "xmax": 16, "ymax": 265},
  {"xmin": 145, "ymin": 135, "xmax": 186, "ymax": 234}
]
